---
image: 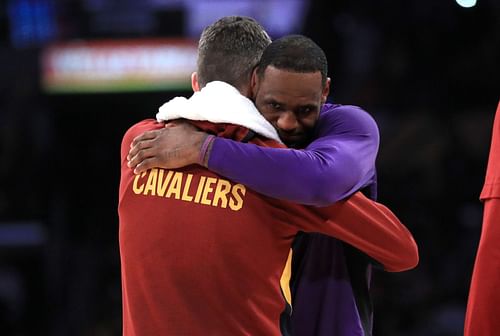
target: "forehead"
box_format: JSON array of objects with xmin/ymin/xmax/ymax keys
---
[{"xmin": 257, "ymin": 66, "xmax": 323, "ymax": 103}]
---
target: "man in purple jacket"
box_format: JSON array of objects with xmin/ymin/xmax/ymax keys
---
[{"xmin": 128, "ymin": 35, "xmax": 379, "ymax": 336}]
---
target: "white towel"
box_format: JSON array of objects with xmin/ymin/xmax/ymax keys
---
[{"xmin": 156, "ymin": 81, "xmax": 282, "ymax": 143}]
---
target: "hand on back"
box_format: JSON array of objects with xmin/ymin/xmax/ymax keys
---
[{"xmin": 127, "ymin": 120, "xmax": 206, "ymax": 174}]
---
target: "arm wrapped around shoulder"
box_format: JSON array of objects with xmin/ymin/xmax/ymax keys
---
[{"xmin": 306, "ymin": 192, "xmax": 419, "ymax": 272}]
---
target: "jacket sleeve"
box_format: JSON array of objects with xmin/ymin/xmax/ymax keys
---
[
  {"xmin": 274, "ymin": 192, "xmax": 419, "ymax": 272},
  {"xmin": 119, "ymin": 120, "xmax": 162, "ymax": 204},
  {"xmin": 207, "ymin": 106, "xmax": 379, "ymax": 206}
]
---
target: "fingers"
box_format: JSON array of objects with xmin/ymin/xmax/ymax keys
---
[
  {"xmin": 126, "ymin": 121, "xmax": 201, "ymax": 174},
  {"xmin": 164, "ymin": 120, "xmax": 196, "ymax": 131},
  {"xmin": 130, "ymin": 130, "xmax": 160, "ymax": 148},
  {"xmin": 164, "ymin": 121, "xmax": 178, "ymax": 128},
  {"xmin": 127, "ymin": 147, "xmax": 156, "ymax": 170},
  {"xmin": 133, "ymin": 157, "xmax": 158, "ymax": 175},
  {"xmin": 127, "ymin": 138, "xmax": 156, "ymax": 161}
]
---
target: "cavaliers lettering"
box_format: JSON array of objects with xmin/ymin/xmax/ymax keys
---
[{"xmin": 132, "ymin": 168, "xmax": 246, "ymax": 211}]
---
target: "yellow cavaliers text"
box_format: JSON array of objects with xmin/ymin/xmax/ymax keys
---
[{"xmin": 132, "ymin": 168, "xmax": 246, "ymax": 211}]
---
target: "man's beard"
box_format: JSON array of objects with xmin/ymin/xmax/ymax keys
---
[{"xmin": 279, "ymin": 129, "xmax": 314, "ymax": 149}]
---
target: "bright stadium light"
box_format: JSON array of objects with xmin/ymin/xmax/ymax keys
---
[{"xmin": 456, "ymin": 0, "xmax": 477, "ymax": 8}]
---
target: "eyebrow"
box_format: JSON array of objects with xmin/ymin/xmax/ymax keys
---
[
  {"xmin": 262, "ymin": 97, "xmax": 285, "ymax": 107},
  {"xmin": 296, "ymin": 104, "xmax": 319, "ymax": 111},
  {"xmin": 261, "ymin": 96, "xmax": 319, "ymax": 111}
]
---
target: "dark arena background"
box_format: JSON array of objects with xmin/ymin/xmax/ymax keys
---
[{"xmin": 0, "ymin": 0, "xmax": 499, "ymax": 335}]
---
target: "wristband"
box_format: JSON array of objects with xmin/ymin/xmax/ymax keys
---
[{"xmin": 199, "ymin": 134, "xmax": 215, "ymax": 166}]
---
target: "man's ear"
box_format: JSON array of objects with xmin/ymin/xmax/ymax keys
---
[
  {"xmin": 250, "ymin": 68, "xmax": 259, "ymax": 98},
  {"xmin": 191, "ymin": 72, "xmax": 200, "ymax": 92},
  {"xmin": 321, "ymin": 77, "xmax": 331, "ymax": 104}
]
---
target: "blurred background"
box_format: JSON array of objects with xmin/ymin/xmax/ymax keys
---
[{"xmin": 0, "ymin": 0, "xmax": 498, "ymax": 335}]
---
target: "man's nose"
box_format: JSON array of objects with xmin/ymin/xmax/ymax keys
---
[{"xmin": 276, "ymin": 111, "xmax": 298, "ymax": 131}]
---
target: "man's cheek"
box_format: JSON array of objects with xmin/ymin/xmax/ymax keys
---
[{"xmin": 301, "ymin": 118, "xmax": 317, "ymax": 132}]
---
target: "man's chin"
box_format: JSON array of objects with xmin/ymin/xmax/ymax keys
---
[{"xmin": 282, "ymin": 137, "xmax": 306, "ymax": 149}]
